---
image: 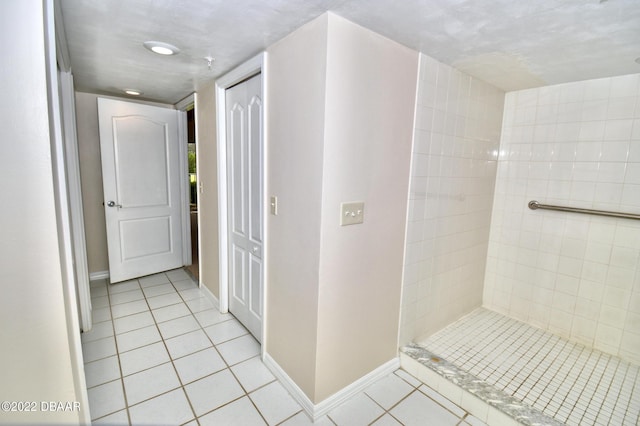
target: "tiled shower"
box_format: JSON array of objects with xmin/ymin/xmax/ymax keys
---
[
  {"xmin": 400, "ymin": 53, "xmax": 640, "ymax": 425},
  {"xmin": 485, "ymin": 75, "xmax": 640, "ymax": 363},
  {"xmin": 400, "ymin": 53, "xmax": 505, "ymax": 344}
]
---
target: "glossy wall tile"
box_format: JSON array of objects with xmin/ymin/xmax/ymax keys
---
[
  {"xmin": 400, "ymin": 53, "xmax": 506, "ymax": 344},
  {"xmin": 485, "ymin": 73, "xmax": 640, "ymax": 364}
]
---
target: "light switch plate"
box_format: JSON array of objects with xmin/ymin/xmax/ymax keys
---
[
  {"xmin": 341, "ymin": 201, "xmax": 364, "ymax": 226},
  {"xmin": 270, "ymin": 196, "xmax": 278, "ymax": 215}
]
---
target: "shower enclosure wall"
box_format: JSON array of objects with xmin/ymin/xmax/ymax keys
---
[
  {"xmin": 485, "ymin": 76, "xmax": 640, "ymax": 365},
  {"xmin": 400, "ymin": 53, "xmax": 505, "ymax": 344},
  {"xmin": 401, "ymin": 56, "xmax": 640, "ymax": 364},
  {"xmin": 400, "ymin": 53, "xmax": 640, "ymax": 424}
]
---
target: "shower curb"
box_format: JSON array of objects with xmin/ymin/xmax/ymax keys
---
[{"xmin": 401, "ymin": 343, "xmax": 563, "ymax": 426}]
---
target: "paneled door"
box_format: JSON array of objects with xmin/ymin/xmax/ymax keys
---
[
  {"xmin": 98, "ymin": 98, "xmax": 183, "ymax": 283},
  {"xmin": 226, "ymin": 73, "xmax": 263, "ymax": 341}
]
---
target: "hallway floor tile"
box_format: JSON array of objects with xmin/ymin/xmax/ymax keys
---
[{"xmin": 83, "ymin": 270, "xmax": 483, "ymax": 425}]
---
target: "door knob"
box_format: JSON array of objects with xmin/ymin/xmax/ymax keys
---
[
  {"xmin": 252, "ymin": 246, "xmax": 258, "ymax": 253},
  {"xmin": 107, "ymin": 201, "xmax": 122, "ymax": 208}
]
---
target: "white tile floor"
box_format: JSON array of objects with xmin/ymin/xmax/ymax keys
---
[
  {"xmin": 82, "ymin": 269, "xmax": 483, "ymax": 425},
  {"xmin": 421, "ymin": 308, "xmax": 640, "ymax": 426}
]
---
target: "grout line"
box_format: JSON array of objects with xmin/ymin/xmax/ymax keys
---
[
  {"xmin": 417, "ymin": 308, "xmax": 640, "ymax": 426},
  {"xmin": 580, "ymin": 354, "xmax": 616, "ymax": 425},
  {"xmin": 276, "ymin": 409, "xmax": 306, "ymax": 425},
  {"xmin": 127, "ymin": 281, "xmax": 185, "ymax": 417},
  {"xmin": 531, "ymin": 334, "xmax": 567, "ymax": 404},
  {"xmin": 107, "ymin": 277, "xmax": 134, "ymax": 425},
  {"xmin": 615, "ymin": 364, "xmax": 638, "ymax": 425},
  {"xmin": 89, "ymin": 269, "xmax": 500, "ymax": 426},
  {"xmin": 154, "ymin": 272, "xmax": 202, "ymax": 423},
  {"xmin": 165, "ymin": 269, "xmax": 265, "ymax": 424}
]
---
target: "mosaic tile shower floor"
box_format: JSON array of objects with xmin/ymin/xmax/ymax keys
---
[{"xmin": 407, "ymin": 308, "xmax": 639, "ymax": 426}]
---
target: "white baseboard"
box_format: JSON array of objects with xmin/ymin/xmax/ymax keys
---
[
  {"xmin": 199, "ymin": 282, "xmax": 220, "ymax": 310},
  {"xmin": 263, "ymin": 353, "xmax": 315, "ymax": 418},
  {"xmin": 89, "ymin": 270, "xmax": 109, "ymax": 281},
  {"xmin": 313, "ymin": 357, "xmax": 399, "ymax": 418},
  {"xmin": 263, "ymin": 353, "xmax": 399, "ymax": 421}
]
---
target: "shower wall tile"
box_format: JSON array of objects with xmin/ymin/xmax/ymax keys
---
[
  {"xmin": 400, "ymin": 54, "xmax": 505, "ymax": 344},
  {"xmin": 485, "ymin": 73, "xmax": 640, "ymax": 365}
]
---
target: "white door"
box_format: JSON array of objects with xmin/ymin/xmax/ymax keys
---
[
  {"xmin": 98, "ymin": 98, "xmax": 183, "ymax": 283},
  {"xmin": 226, "ymin": 74, "xmax": 263, "ymax": 341}
]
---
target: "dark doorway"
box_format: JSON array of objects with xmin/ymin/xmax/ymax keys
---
[{"xmin": 186, "ymin": 107, "xmax": 199, "ymax": 280}]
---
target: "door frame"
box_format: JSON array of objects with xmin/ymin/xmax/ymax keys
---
[
  {"xmin": 46, "ymin": 0, "xmax": 91, "ymax": 422},
  {"xmin": 55, "ymin": 1, "xmax": 92, "ymax": 333},
  {"xmin": 94, "ymin": 95, "xmax": 191, "ymax": 282},
  {"xmin": 59, "ymin": 70, "xmax": 92, "ymax": 331},
  {"xmin": 176, "ymin": 94, "xmax": 195, "ymax": 273},
  {"xmin": 215, "ymin": 53, "xmax": 266, "ymax": 336}
]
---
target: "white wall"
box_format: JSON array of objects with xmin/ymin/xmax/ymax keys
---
[
  {"xmin": 400, "ymin": 54, "xmax": 505, "ymax": 344},
  {"xmin": 485, "ymin": 74, "xmax": 640, "ymax": 364},
  {"xmin": 194, "ymin": 81, "xmax": 220, "ymax": 297},
  {"xmin": 315, "ymin": 13, "xmax": 418, "ymax": 401},
  {"xmin": 266, "ymin": 12, "xmax": 418, "ymax": 404},
  {"xmin": 75, "ymin": 92, "xmax": 109, "ymax": 274},
  {"xmin": 266, "ymin": 13, "xmax": 328, "ymax": 400},
  {"xmin": 0, "ymin": 1, "xmax": 82, "ymax": 423}
]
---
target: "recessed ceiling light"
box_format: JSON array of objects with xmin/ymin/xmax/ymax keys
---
[
  {"xmin": 143, "ymin": 41, "xmax": 180, "ymax": 56},
  {"xmin": 124, "ymin": 89, "xmax": 142, "ymax": 96}
]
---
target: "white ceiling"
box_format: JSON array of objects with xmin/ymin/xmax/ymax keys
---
[{"xmin": 59, "ymin": 0, "xmax": 640, "ymax": 104}]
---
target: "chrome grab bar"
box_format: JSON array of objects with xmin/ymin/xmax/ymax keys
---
[{"xmin": 528, "ymin": 200, "xmax": 640, "ymax": 220}]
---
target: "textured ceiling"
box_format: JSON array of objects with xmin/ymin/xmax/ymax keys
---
[{"xmin": 59, "ymin": 0, "xmax": 640, "ymax": 104}]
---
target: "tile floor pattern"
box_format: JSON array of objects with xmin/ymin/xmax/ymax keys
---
[
  {"xmin": 421, "ymin": 308, "xmax": 640, "ymax": 426},
  {"xmin": 83, "ymin": 269, "xmax": 485, "ymax": 425}
]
